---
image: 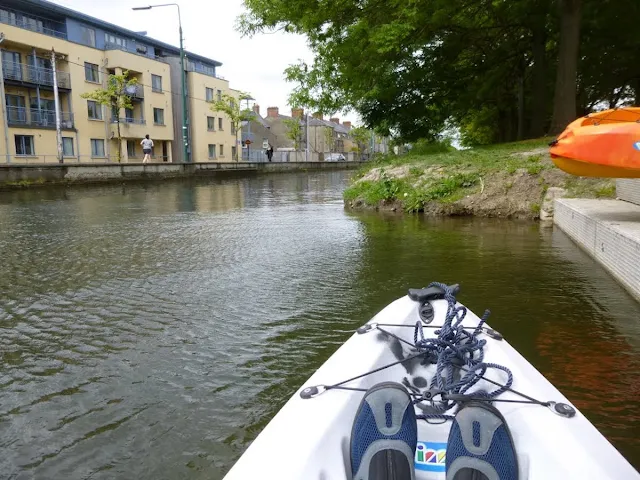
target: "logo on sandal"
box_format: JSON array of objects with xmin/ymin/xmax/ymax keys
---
[
  {"xmin": 634, "ymin": 142, "xmax": 640, "ymax": 151},
  {"xmin": 415, "ymin": 442, "xmax": 446, "ymax": 472}
]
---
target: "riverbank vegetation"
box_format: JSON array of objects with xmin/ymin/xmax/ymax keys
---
[{"xmin": 343, "ymin": 139, "xmax": 615, "ymax": 218}]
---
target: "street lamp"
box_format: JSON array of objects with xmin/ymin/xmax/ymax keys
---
[{"xmin": 132, "ymin": 3, "xmax": 190, "ymax": 163}]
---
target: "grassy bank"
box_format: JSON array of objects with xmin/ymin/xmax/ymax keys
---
[{"xmin": 344, "ymin": 138, "xmax": 616, "ymax": 219}]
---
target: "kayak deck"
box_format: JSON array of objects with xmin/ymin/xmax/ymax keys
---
[{"xmin": 224, "ymin": 289, "xmax": 639, "ymax": 479}]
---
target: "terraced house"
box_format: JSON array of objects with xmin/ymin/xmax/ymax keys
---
[{"xmin": 0, "ymin": 0, "xmax": 240, "ymax": 163}]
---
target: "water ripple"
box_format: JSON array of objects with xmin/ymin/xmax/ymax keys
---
[{"xmin": 1, "ymin": 173, "xmax": 639, "ymax": 478}]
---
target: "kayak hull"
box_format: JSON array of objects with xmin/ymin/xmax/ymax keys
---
[
  {"xmin": 223, "ymin": 295, "xmax": 639, "ymax": 480},
  {"xmin": 549, "ymin": 107, "xmax": 640, "ymax": 178}
]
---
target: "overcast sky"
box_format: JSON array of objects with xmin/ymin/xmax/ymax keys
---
[{"xmin": 50, "ymin": 0, "xmax": 356, "ymax": 121}]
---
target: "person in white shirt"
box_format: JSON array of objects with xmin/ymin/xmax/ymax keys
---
[{"xmin": 141, "ymin": 134, "xmax": 154, "ymax": 163}]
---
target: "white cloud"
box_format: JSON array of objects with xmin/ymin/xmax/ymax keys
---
[{"xmin": 50, "ymin": 0, "xmax": 316, "ymax": 115}]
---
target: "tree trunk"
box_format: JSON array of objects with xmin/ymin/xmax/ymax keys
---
[
  {"xmin": 517, "ymin": 73, "xmax": 525, "ymax": 140},
  {"xmin": 530, "ymin": 22, "xmax": 547, "ymax": 138},
  {"xmin": 549, "ymin": 0, "xmax": 582, "ymax": 135},
  {"xmin": 116, "ymin": 119, "xmax": 122, "ymax": 163},
  {"xmin": 235, "ymin": 128, "xmax": 239, "ymax": 162}
]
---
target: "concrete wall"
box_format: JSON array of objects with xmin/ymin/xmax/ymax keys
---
[
  {"xmin": 0, "ymin": 160, "xmax": 366, "ymax": 188},
  {"xmin": 617, "ymin": 179, "xmax": 640, "ymax": 206},
  {"xmin": 554, "ymin": 198, "xmax": 640, "ymax": 302}
]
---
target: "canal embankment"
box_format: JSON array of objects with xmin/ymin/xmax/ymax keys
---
[
  {"xmin": 0, "ymin": 161, "xmax": 365, "ymax": 190},
  {"xmin": 343, "ymin": 138, "xmax": 615, "ymax": 219}
]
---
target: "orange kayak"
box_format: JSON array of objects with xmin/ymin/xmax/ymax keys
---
[{"xmin": 549, "ymin": 107, "xmax": 640, "ymax": 178}]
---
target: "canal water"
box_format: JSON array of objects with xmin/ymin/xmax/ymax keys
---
[{"xmin": 1, "ymin": 171, "xmax": 639, "ymax": 479}]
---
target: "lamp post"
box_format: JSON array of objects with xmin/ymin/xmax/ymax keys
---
[{"xmin": 133, "ymin": 3, "xmax": 189, "ymax": 163}]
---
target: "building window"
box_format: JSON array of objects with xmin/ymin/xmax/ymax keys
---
[
  {"xmin": 218, "ymin": 118, "xmax": 223, "ymax": 130},
  {"xmin": 232, "ymin": 146, "xmax": 237, "ymax": 159},
  {"xmin": 205, "ymin": 87, "xmax": 214, "ymax": 102},
  {"xmin": 91, "ymin": 139, "xmax": 105, "ymax": 157},
  {"xmin": 62, "ymin": 137, "xmax": 74, "ymax": 156},
  {"xmin": 208, "ymin": 144, "xmax": 216, "ymax": 159},
  {"xmin": 79, "ymin": 26, "xmax": 96, "ymax": 47},
  {"xmin": 151, "ymin": 74, "xmax": 162, "ymax": 92},
  {"xmin": 104, "ymin": 32, "xmax": 127, "ymax": 48},
  {"xmin": 153, "ymin": 108, "xmax": 164, "ymax": 125},
  {"xmin": 127, "ymin": 140, "xmax": 136, "ymax": 158},
  {"xmin": 219, "ymin": 144, "xmax": 224, "ymax": 156},
  {"xmin": 231, "ymin": 124, "xmax": 236, "ymax": 135},
  {"xmin": 217, "ymin": 89, "xmax": 222, "ymax": 101},
  {"xmin": 2, "ymin": 51, "xmax": 22, "ymax": 80},
  {"xmin": 87, "ymin": 100, "xmax": 102, "ymax": 120},
  {"xmin": 15, "ymin": 135, "xmax": 34, "ymax": 156},
  {"xmin": 84, "ymin": 62, "xmax": 99, "ymax": 83},
  {"xmin": 6, "ymin": 94, "xmax": 26, "ymax": 123},
  {"xmin": 202, "ymin": 64, "xmax": 215, "ymax": 76},
  {"xmin": 207, "ymin": 116, "xmax": 215, "ymax": 131}
]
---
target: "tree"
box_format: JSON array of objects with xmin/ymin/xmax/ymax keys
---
[
  {"xmin": 81, "ymin": 71, "xmax": 138, "ymax": 162},
  {"xmin": 209, "ymin": 92, "xmax": 254, "ymax": 161},
  {"xmin": 349, "ymin": 126, "xmax": 370, "ymax": 159},
  {"xmin": 241, "ymin": 0, "xmax": 640, "ymax": 144},
  {"xmin": 549, "ymin": 0, "xmax": 582, "ymax": 134},
  {"xmin": 323, "ymin": 127, "xmax": 334, "ymax": 153},
  {"xmin": 283, "ymin": 117, "xmax": 303, "ymax": 149}
]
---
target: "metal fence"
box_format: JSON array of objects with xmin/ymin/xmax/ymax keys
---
[
  {"xmin": 7, "ymin": 107, "xmax": 74, "ymax": 128},
  {"xmin": 2, "ymin": 154, "xmax": 171, "ymax": 165},
  {"xmin": 2, "ymin": 61, "xmax": 71, "ymax": 89},
  {"xmin": 242, "ymin": 148, "xmax": 269, "ymax": 162}
]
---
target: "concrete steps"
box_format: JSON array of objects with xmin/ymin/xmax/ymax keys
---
[
  {"xmin": 554, "ymin": 198, "xmax": 640, "ymax": 302},
  {"xmin": 617, "ymin": 179, "xmax": 640, "ymax": 206}
]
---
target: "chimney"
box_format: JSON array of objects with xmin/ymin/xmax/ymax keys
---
[
  {"xmin": 291, "ymin": 108, "xmax": 304, "ymax": 118},
  {"xmin": 253, "ymin": 104, "xmax": 260, "ymax": 115},
  {"xmin": 343, "ymin": 121, "xmax": 352, "ymax": 129},
  {"xmin": 313, "ymin": 112, "xmax": 323, "ymax": 120},
  {"xmin": 330, "ymin": 117, "xmax": 339, "ymax": 124},
  {"xmin": 267, "ymin": 106, "xmax": 279, "ymax": 118}
]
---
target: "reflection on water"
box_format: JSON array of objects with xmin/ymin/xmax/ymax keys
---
[{"xmin": 0, "ymin": 172, "xmax": 638, "ymax": 479}]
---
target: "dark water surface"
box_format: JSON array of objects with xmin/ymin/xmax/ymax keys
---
[{"xmin": 1, "ymin": 172, "xmax": 639, "ymax": 479}]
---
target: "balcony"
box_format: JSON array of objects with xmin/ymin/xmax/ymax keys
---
[
  {"xmin": 0, "ymin": 7, "xmax": 67, "ymax": 39},
  {"xmin": 107, "ymin": 81, "xmax": 144, "ymax": 100},
  {"xmin": 2, "ymin": 61, "xmax": 71, "ymax": 89},
  {"xmin": 110, "ymin": 117, "xmax": 147, "ymax": 138},
  {"xmin": 7, "ymin": 106, "xmax": 74, "ymax": 128},
  {"xmin": 111, "ymin": 117, "xmax": 146, "ymax": 125}
]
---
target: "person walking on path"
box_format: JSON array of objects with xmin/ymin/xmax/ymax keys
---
[
  {"xmin": 266, "ymin": 144, "xmax": 274, "ymax": 162},
  {"xmin": 141, "ymin": 135, "xmax": 154, "ymax": 163}
]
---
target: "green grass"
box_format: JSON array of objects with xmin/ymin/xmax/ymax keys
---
[
  {"xmin": 564, "ymin": 177, "xmax": 616, "ymax": 199},
  {"xmin": 345, "ymin": 170, "xmax": 479, "ymax": 212},
  {"xmin": 530, "ymin": 202, "xmax": 541, "ymax": 215},
  {"xmin": 595, "ymin": 184, "xmax": 616, "ymax": 198}
]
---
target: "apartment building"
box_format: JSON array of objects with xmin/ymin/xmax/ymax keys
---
[
  {"xmin": 179, "ymin": 60, "xmax": 240, "ymax": 162},
  {"xmin": 0, "ymin": 0, "xmax": 237, "ymax": 164}
]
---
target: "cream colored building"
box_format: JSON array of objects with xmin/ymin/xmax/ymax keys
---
[
  {"xmin": 185, "ymin": 68, "xmax": 240, "ymax": 162},
  {"xmin": 0, "ymin": 0, "xmax": 239, "ymax": 164}
]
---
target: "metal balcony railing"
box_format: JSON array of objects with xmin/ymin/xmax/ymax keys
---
[
  {"xmin": 0, "ymin": 8, "xmax": 67, "ymax": 39},
  {"xmin": 6, "ymin": 106, "xmax": 74, "ymax": 128},
  {"xmin": 111, "ymin": 117, "xmax": 146, "ymax": 125},
  {"xmin": 2, "ymin": 61, "xmax": 71, "ymax": 89},
  {"xmin": 108, "ymin": 82, "xmax": 144, "ymax": 99}
]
